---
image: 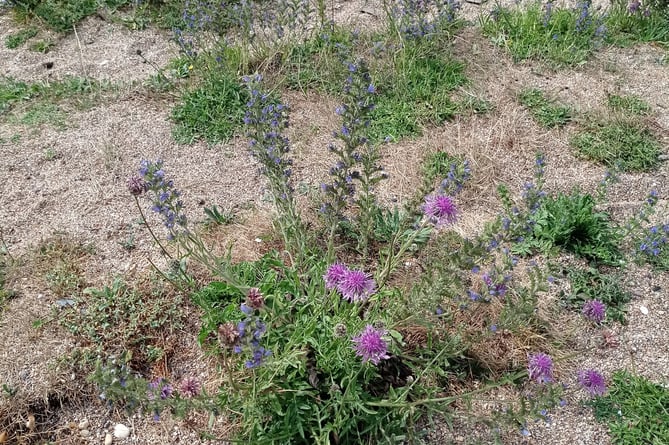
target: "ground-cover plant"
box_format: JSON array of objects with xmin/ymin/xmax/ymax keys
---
[
  {"xmin": 4, "ymin": 27, "xmax": 37, "ymax": 49},
  {"xmin": 606, "ymin": 93, "xmax": 652, "ymax": 116},
  {"xmin": 589, "ymin": 371, "xmax": 669, "ymax": 444},
  {"xmin": 0, "ymin": 76, "xmax": 116, "ymax": 117},
  {"xmin": 59, "ymin": 278, "xmax": 185, "ymax": 369},
  {"xmin": 5, "ymin": 0, "xmax": 138, "ymax": 33},
  {"xmin": 371, "ymin": 42, "xmax": 468, "ymax": 141},
  {"xmin": 553, "ymin": 265, "xmax": 631, "ymax": 323},
  {"xmin": 518, "ymin": 88, "xmax": 573, "ymax": 128},
  {"xmin": 605, "ymin": 0, "xmax": 669, "ymax": 47},
  {"xmin": 571, "ymin": 119, "xmax": 662, "ymax": 172},
  {"xmin": 494, "ymin": 154, "xmax": 621, "ymax": 265},
  {"xmin": 481, "ymin": 0, "xmax": 607, "ymax": 66},
  {"xmin": 171, "ymin": 70, "xmax": 249, "ymax": 144}
]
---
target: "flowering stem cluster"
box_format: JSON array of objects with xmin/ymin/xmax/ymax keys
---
[
  {"xmin": 321, "ymin": 59, "xmax": 387, "ymax": 258},
  {"xmin": 242, "ymin": 75, "xmax": 307, "ymax": 265},
  {"xmin": 130, "ymin": 160, "xmax": 246, "ymax": 292}
]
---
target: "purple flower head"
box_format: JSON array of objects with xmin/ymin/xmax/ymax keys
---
[
  {"xmin": 582, "ymin": 300, "xmax": 606, "ymax": 324},
  {"xmin": 127, "ymin": 175, "xmax": 147, "ymax": 196},
  {"xmin": 578, "ymin": 369, "xmax": 607, "ymax": 396},
  {"xmin": 337, "ymin": 269, "xmax": 376, "ymax": 302},
  {"xmin": 423, "ymin": 194, "xmax": 457, "ymax": 227},
  {"xmin": 179, "ymin": 376, "xmax": 201, "ymax": 398},
  {"xmin": 324, "ymin": 263, "xmax": 349, "ymax": 290},
  {"xmin": 352, "ymin": 325, "xmax": 390, "ymax": 365},
  {"xmin": 246, "ymin": 287, "xmax": 265, "ymax": 309},
  {"xmin": 528, "ymin": 353, "xmax": 554, "ymax": 384},
  {"xmin": 160, "ymin": 383, "xmax": 173, "ymax": 400}
]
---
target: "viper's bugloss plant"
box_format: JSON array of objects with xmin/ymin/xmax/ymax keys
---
[
  {"xmin": 321, "ymin": 59, "xmax": 388, "ymax": 257},
  {"xmin": 243, "ymin": 74, "xmax": 308, "ymax": 264}
]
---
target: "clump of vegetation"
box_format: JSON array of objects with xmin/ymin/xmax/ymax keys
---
[
  {"xmin": 519, "ymin": 88, "xmax": 573, "ymax": 128},
  {"xmin": 606, "ymin": 93, "xmax": 652, "ymax": 115},
  {"xmin": 481, "ymin": 0, "xmax": 607, "ymax": 66},
  {"xmin": 4, "ymin": 27, "xmax": 37, "ymax": 49},
  {"xmin": 571, "ymin": 119, "xmax": 662, "ymax": 172},
  {"xmin": 590, "ymin": 371, "xmax": 669, "ymax": 444},
  {"xmin": 171, "ymin": 70, "xmax": 249, "ymax": 144},
  {"xmin": 554, "ymin": 265, "xmax": 631, "ymax": 323}
]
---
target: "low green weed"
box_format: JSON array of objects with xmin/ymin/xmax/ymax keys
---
[
  {"xmin": 28, "ymin": 39, "xmax": 55, "ymax": 53},
  {"xmin": 518, "ymin": 88, "xmax": 573, "ymax": 128},
  {"xmin": 554, "ymin": 265, "xmax": 631, "ymax": 323},
  {"xmin": 59, "ymin": 278, "xmax": 185, "ymax": 364},
  {"xmin": 606, "ymin": 93, "xmax": 651, "ymax": 115},
  {"xmin": 590, "ymin": 371, "xmax": 669, "ymax": 444},
  {"xmin": 572, "ymin": 120, "xmax": 662, "ymax": 172},
  {"xmin": 605, "ymin": 0, "xmax": 669, "ymax": 47},
  {"xmin": 171, "ymin": 70, "xmax": 249, "ymax": 144},
  {"xmin": 481, "ymin": 0, "xmax": 607, "ymax": 67},
  {"xmin": 4, "ymin": 27, "xmax": 38, "ymax": 49},
  {"xmin": 371, "ymin": 43, "xmax": 468, "ymax": 141}
]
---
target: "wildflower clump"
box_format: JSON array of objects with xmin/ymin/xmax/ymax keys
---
[{"xmin": 138, "ymin": 159, "xmax": 188, "ymax": 238}]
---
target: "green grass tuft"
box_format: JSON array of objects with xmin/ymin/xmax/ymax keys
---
[
  {"xmin": 172, "ymin": 71, "xmax": 249, "ymax": 144},
  {"xmin": 5, "ymin": 27, "xmax": 38, "ymax": 49},
  {"xmin": 371, "ymin": 48, "xmax": 468, "ymax": 141},
  {"xmin": 590, "ymin": 371, "xmax": 669, "ymax": 444},
  {"xmin": 572, "ymin": 120, "xmax": 662, "ymax": 172},
  {"xmin": 519, "ymin": 88, "xmax": 573, "ymax": 128},
  {"xmin": 606, "ymin": 93, "xmax": 651, "ymax": 115},
  {"xmin": 481, "ymin": 1, "xmax": 606, "ymax": 67}
]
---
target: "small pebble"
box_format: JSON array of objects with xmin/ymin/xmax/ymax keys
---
[
  {"xmin": 80, "ymin": 429, "xmax": 91, "ymax": 437},
  {"xmin": 254, "ymin": 238, "xmax": 262, "ymax": 243},
  {"xmin": 105, "ymin": 433, "xmax": 113, "ymax": 445},
  {"xmin": 640, "ymin": 305, "xmax": 649, "ymax": 315},
  {"xmin": 113, "ymin": 424, "xmax": 130, "ymax": 439},
  {"xmin": 78, "ymin": 420, "xmax": 89, "ymax": 430}
]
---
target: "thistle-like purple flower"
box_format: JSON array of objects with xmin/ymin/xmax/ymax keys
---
[
  {"xmin": 582, "ymin": 300, "xmax": 606, "ymax": 324},
  {"xmin": 127, "ymin": 175, "xmax": 146, "ymax": 196},
  {"xmin": 324, "ymin": 263, "xmax": 349, "ymax": 290},
  {"xmin": 179, "ymin": 376, "xmax": 201, "ymax": 398},
  {"xmin": 246, "ymin": 287, "xmax": 265, "ymax": 309},
  {"xmin": 423, "ymin": 194, "xmax": 457, "ymax": 227},
  {"xmin": 352, "ymin": 325, "xmax": 390, "ymax": 364},
  {"xmin": 578, "ymin": 369, "xmax": 607, "ymax": 396},
  {"xmin": 528, "ymin": 353, "xmax": 554, "ymax": 384},
  {"xmin": 337, "ymin": 269, "xmax": 376, "ymax": 302}
]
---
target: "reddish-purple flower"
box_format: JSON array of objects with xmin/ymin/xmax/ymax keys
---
[
  {"xmin": 352, "ymin": 325, "xmax": 390, "ymax": 364},
  {"xmin": 528, "ymin": 353, "xmax": 554, "ymax": 384},
  {"xmin": 324, "ymin": 263, "xmax": 349, "ymax": 290},
  {"xmin": 423, "ymin": 194, "xmax": 457, "ymax": 227},
  {"xmin": 337, "ymin": 269, "xmax": 376, "ymax": 302},
  {"xmin": 582, "ymin": 300, "xmax": 606, "ymax": 323},
  {"xmin": 246, "ymin": 287, "xmax": 265, "ymax": 309},
  {"xmin": 578, "ymin": 369, "xmax": 607, "ymax": 396},
  {"xmin": 179, "ymin": 376, "xmax": 201, "ymax": 398}
]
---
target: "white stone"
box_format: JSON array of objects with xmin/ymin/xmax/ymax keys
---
[
  {"xmin": 104, "ymin": 433, "xmax": 113, "ymax": 445},
  {"xmin": 78, "ymin": 420, "xmax": 89, "ymax": 430},
  {"xmin": 80, "ymin": 429, "xmax": 91, "ymax": 437},
  {"xmin": 113, "ymin": 424, "xmax": 130, "ymax": 439},
  {"xmin": 640, "ymin": 305, "xmax": 649, "ymax": 315}
]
